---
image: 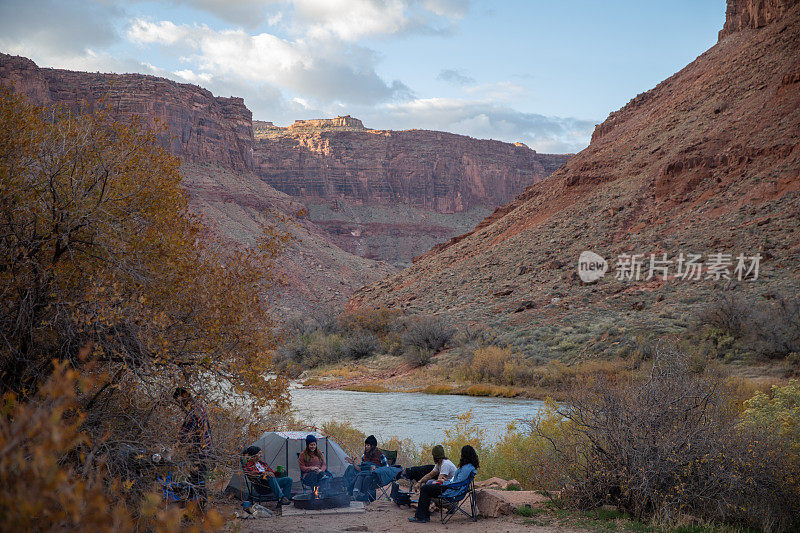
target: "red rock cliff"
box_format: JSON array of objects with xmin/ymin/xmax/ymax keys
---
[
  {"xmin": 253, "ymin": 119, "xmax": 570, "ymax": 214},
  {"xmin": 0, "ymin": 54, "xmax": 254, "ymax": 172},
  {"xmin": 718, "ymin": 0, "xmax": 798, "ymax": 40}
]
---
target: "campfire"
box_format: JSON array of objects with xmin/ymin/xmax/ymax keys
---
[{"xmin": 292, "ymin": 478, "xmax": 350, "ymax": 510}]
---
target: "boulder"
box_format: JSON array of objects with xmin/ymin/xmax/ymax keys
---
[{"xmin": 475, "ymin": 489, "xmax": 549, "ymax": 518}]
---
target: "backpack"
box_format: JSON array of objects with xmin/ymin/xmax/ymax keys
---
[{"xmin": 390, "ymin": 482, "xmax": 411, "ymax": 507}]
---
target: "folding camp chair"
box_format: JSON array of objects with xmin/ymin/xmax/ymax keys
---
[
  {"xmin": 157, "ymin": 468, "xmax": 203, "ymax": 506},
  {"xmin": 435, "ymin": 471, "xmax": 478, "ymax": 524},
  {"xmin": 374, "ymin": 449, "xmax": 400, "ymax": 502},
  {"xmin": 239, "ymin": 454, "xmax": 277, "ymax": 503}
]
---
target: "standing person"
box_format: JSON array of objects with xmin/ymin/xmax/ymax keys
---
[
  {"xmin": 243, "ymin": 446, "xmax": 293, "ymax": 505},
  {"xmin": 343, "ymin": 434, "xmax": 387, "ymax": 500},
  {"xmin": 174, "ymin": 387, "xmax": 213, "ymax": 509},
  {"xmin": 408, "ymin": 445, "xmax": 479, "ymax": 523},
  {"xmin": 299, "ymin": 434, "xmax": 332, "ymax": 491},
  {"xmin": 410, "ymin": 445, "xmax": 457, "ymax": 490}
]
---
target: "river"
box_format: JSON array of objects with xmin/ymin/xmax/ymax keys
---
[{"xmin": 290, "ymin": 386, "xmax": 546, "ymax": 447}]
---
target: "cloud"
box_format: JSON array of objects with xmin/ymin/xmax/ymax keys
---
[
  {"xmin": 127, "ymin": 19, "xmax": 411, "ymax": 105},
  {"xmin": 437, "ymin": 68, "xmax": 475, "ymax": 86},
  {"xmin": 368, "ymin": 97, "xmax": 595, "ymax": 153},
  {"xmin": 158, "ymin": 0, "xmax": 273, "ymax": 29},
  {"xmin": 0, "ymin": 0, "xmax": 591, "ymax": 154},
  {"xmin": 0, "ymin": 0, "xmax": 121, "ymax": 61},
  {"xmin": 288, "ymin": 0, "xmax": 469, "ymax": 41}
]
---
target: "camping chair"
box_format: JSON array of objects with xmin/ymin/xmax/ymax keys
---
[
  {"xmin": 373, "ymin": 449, "xmax": 400, "ymax": 502},
  {"xmin": 297, "ymin": 452, "xmax": 331, "ymax": 493},
  {"xmin": 239, "ymin": 454, "xmax": 277, "ymax": 503},
  {"xmin": 434, "ymin": 471, "xmax": 478, "ymax": 524}
]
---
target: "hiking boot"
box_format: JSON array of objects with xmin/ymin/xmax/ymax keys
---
[
  {"xmin": 278, "ymin": 496, "xmax": 291, "ymax": 506},
  {"xmin": 408, "ymin": 516, "xmax": 430, "ymax": 523}
]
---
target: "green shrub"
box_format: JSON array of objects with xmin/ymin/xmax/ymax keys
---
[
  {"xmin": 514, "ymin": 506, "xmax": 542, "ymax": 517},
  {"xmin": 740, "ymin": 380, "xmax": 800, "ymax": 456}
]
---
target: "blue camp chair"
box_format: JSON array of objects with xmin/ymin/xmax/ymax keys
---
[
  {"xmin": 157, "ymin": 469, "xmax": 202, "ymax": 505},
  {"xmin": 435, "ymin": 471, "xmax": 478, "ymax": 524},
  {"xmin": 374, "ymin": 449, "xmax": 400, "ymax": 502}
]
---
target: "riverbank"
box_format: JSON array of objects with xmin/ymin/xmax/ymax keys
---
[
  {"xmin": 297, "ymin": 351, "xmax": 558, "ymax": 400},
  {"xmin": 296, "ymin": 350, "xmax": 791, "ymax": 402}
]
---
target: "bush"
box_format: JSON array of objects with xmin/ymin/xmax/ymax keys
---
[
  {"xmin": 538, "ymin": 346, "xmax": 800, "ymax": 531},
  {"xmin": 402, "ymin": 315, "xmax": 456, "ymax": 352},
  {"xmin": 321, "ymin": 420, "xmax": 366, "ymax": 459},
  {"xmin": 740, "ymin": 380, "xmax": 800, "ymax": 456},
  {"xmin": 749, "ymin": 297, "xmax": 800, "ymax": 358},
  {"xmin": 404, "ymin": 345, "xmax": 434, "ymax": 367},
  {"xmin": 344, "ymin": 331, "xmax": 381, "ymax": 360},
  {"xmin": 699, "ymin": 294, "xmax": 750, "ymax": 338},
  {"xmin": 339, "ymin": 307, "xmax": 402, "ymax": 336},
  {"xmin": 698, "ymin": 294, "xmax": 800, "ymax": 359},
  {"xmin": 0, "ymin": 362, "xmax": 223, "ymax": 531}
]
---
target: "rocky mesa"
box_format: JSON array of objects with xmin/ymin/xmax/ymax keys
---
[{"xmin": 347, "ymin": 0, "xmax": 800, "ymax": 354}]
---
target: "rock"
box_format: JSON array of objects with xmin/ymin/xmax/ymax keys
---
[
  {"xmin": 718, "ymin": 0, "xmax": 795, "ymax": 41},
  {"xmin": 475, "ymin": 489, "xmax": 549, "ymax": 518},
  {"xmin": 476, "ymin": 477, "xmax": 523, "ymax": 490},
  {"xmin": 513, "ymin": 300, "xmax": 535, "ymax": 313},
  {"xmin": 475, "ymin": 489, "xmax": 515, "ymax": 518}
]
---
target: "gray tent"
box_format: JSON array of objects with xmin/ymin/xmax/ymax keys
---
[{"xmin": 226, "ymin": 431, "xmax": 351, "ymax": 498}]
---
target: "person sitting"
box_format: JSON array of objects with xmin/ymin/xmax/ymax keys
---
[
  {"xmin": 242, "ymin": 446, "xmax": 293, "ymax": 505},
  {"xmin": 299, "ymin": 434, "xmax": 332, "ymax": 490},
  {"xmin": 343, "ymin": 434, "xmax": 387, "ymax": 500},
  {"xmin": 408, "ymin": 444, "xmax": 479, "ymax": 523},
  {"xmin": 410, "ymin": 445, "xmax": 457, "ymax": 491}
]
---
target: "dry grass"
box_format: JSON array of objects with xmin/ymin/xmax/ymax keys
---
[
  {"xmin": 415, "ymin": 384, "xmax": 454, "ymax": 395},
  {"xmin": 460, "ymin": 384, "xmax": 525, "ymax": 398},
  {"xmin": 342, "ymin": 384, "xmax": 388, "ymax": 393}
]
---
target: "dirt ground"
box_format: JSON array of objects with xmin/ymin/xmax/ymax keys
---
[{"xmin": 221, "ymin": 498, "xmax": 589, "ymax": 533}]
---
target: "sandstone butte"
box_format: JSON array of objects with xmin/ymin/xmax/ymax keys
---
[
  {"xmin": 347, "ymin": 0, "xmax": 800, "ymax": 346},
  {"xmin": 0, "ymin": 53, "xmax": 569, "ymax": 313}
]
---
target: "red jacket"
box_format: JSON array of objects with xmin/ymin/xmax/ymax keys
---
[{"xmin": 244, "ymin": 459, "xmax": 274, "ymax": 478}]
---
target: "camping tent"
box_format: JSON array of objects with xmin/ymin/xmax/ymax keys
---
[{"xmin": 226, "ymin": 431, "xmax": 351, "ymax": 498}]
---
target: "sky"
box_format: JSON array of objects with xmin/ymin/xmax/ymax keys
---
[{"xmin": 0, "ymin": 0, "xmax": 725, "ymax": 153}]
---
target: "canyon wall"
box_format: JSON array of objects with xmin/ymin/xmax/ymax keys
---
[
  {"xmin": 253, "ymin": 118, "xmax": 569, "ymax": 213},
  {"xmin": 348, "ymin": 0, "xmax": 800, "ymax": 348},
  {"xmin": 0, "ymin": 54, "xmax": 254, "ymax": 172},
  {"xmin": 252, "ymin": 118, "xmax": 570, "ymax": 264},
  {"xmin": 0, "ymin": 54, "xmax": 395, "ymax": 315}
]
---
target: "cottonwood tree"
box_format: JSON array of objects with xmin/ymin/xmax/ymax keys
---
[{"xmin": 0, "ymin": 88, "xmax": 291, "ymax": 521}]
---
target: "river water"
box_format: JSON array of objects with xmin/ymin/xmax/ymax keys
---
[{"xmin": 290, "ymin": 386, "xmax": 546, "ymax": 447}]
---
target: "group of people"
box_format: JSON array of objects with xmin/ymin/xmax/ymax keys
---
[{"xmin": 173, "ymin": 387, "xmax": 479, "ymax": 523}]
